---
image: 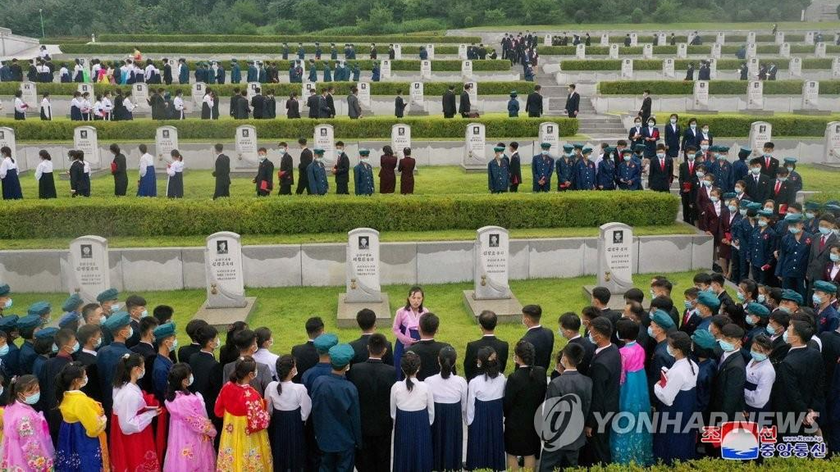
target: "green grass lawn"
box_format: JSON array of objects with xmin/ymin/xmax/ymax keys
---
[
  {"xmin": 12, "ymin": 271, "xmax": 703, "ymax": 375},
  {"xmin": 466, "ymin": 22, "xmax": 840, "ymax": 32},
  {"xmin": 796, "ymin": 164, "xmax": 840, "ymax": 192}
]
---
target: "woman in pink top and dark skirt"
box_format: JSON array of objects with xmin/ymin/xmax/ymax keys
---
[{"xmin": 392, "ymin": 286, "xmax": 429, "ymax": 380}]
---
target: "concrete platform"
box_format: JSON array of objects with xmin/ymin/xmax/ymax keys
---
[
  {"xmin": 582, "ymin": 285, "xmax": 629, "ymax": 310},
  {"xmin": 793, "ymin": 109, "xmax": 832, "ymax": 116},
  {"xmin": 193, "ymin": 296, "xmax": 257, "ymax": 329},
  {"xmin": 336, "ymin": 293, "xmax": 391, "ymax": 328},
  {"xmin": 462, "ymin": 290, "xmax": 523, "ymax": 323}
]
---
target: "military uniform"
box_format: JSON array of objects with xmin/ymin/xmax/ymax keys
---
[
  {"xmin": 307, "ymin": 150, "xmax": 329, "ymax": 196},
  {"xmin": 488, "ymin": 146, "xmax": 510, "ymax": 194},
  {"xmin": 532, "ymin": 143, "xmax": 554, "ymax": 192},
  {"xmin": 573, "ymin": 149, "xmax": 597, "ymax": 190},
  {"xmin": 555, "ymin": 145, "xmax": 575, "ymax": 191},
  {"xmin": 709, "ymin": 147, "xmax": 734, "ymax": 193},
  {"xmin": 750, "ymin": 211, "xmax": 777, "ymax": 284},
  {"xmin": 617, "ymin": 150, "xmax": 641, "ymax": 190},
  {"xmin": 354, "ymin": 150, "xmax": 375, "ymax": 196},
  {"xmin": 597, "ymin": 148, "xmax": 616, "ymax": 190},
  {"xmin": 775, "ymin": 215, "xmax": 812, "ymax": 297}
]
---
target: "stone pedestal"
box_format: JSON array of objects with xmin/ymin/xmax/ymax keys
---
[
  {"xmin": 337, "ymin": 293, "xmax": 391, "ymax": 328},
  {"xmin": 462, "ymin": 226, "xmax": 522, "ymax": 323},
  {"xmin": 462, "ymin": 291, "xmax": 523, "ymax": 323},
  {"xmin": 194, "ymin": 297, "xmax": 257, "ymax": 329}
]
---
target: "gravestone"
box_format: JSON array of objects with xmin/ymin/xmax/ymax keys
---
[
  {"xmin": 538, "ymin": 122, "xmax": 560, "ymax": 150},
  {"xmin": 336, "ymin": 228, "xmax": 391, "ymax": 328},
  {"xmin": 303, "ymin": 82, "xmax": 317, "ymax": 101},
  {"xmin": 746, "ymin": 80, "xmax": 764, "ymax": 110},
  {"xmin": 459, "ymin": 44, "xmax": 468, "ymax": 59},
  {"xmin": 0, "ymin": 128, "xmax": 16, "ymax": 161},
  {"xmin": 748, "ymin": 121, "xmax": 773, "ymax": 156},
  {"xmin": 621, "ymin": 59, "xmax": 633, "ymax": 79},
  {"xmin": 299, "ymin": 59, "xmax": 306, "ymax": 80},
  {"xmin": 662, "ymin": 58, "xmax": 675, "ymax": 78},
  {"xmin": 466, "ymin": 81, "xmax": 478, "ymax": 108},
  {"xmin": 194, "ymin": 231, "xmax": 256, "ymax": 328},
  {"xmin": 805, "ymin": 32, "xmax": 815, "ymax": 45},
  {"xmin": 542, "ymin": 35, "xmax": 551, "ymax": 47},
  {"xmin": 462, "ymin": 123, "xmax": 486, "ymax": 172},
  {"xmin": 657, "ymin": 33, "xmax": 666, "ymax": 46},
  {"xmin": 688, "ymin": 32, "xmax": 697, "ymax": 45},
  {"xmin": 410, "ymin": 81, "xmax": 424, "ymax": 107},
  {"xmin": 790, "ymin": 57, "xmax": 803, "ymax": 78},
  {"xmin": 462, "ymin": 60, "xmax": 473, "ymax": 79},
  {"xmin": 747, "ymin": 57, "xmax": 759, "ymax": 78},
  {"xmin": 677, "ymin": 43, "xmax": 687, "ymax": 59},
  {"xmin": 133, "ymin": 83, "xmax": 149, "ymax": 108},
  {"xmin": 380, "ymin": 60, "xmax": 391, "ymax": 79},
  {"xmin": 420, "ymin": 60, "xmax": 432, "ymax": 79},
  {"xmin": 816, "ymin": 42, "xmax": 827, "ymax": 59},
  {"xmin": 463, "ymin": 226, "xmax": 522, "ymax": 323},
  {"xmin": 247, "ymin": 82, "xmax": 260, "ymax": 100},
  {"xmin": 426, "ymin": 44, "xmax": 435, "ymax": 59},
  {"xmin": 357, "ymin": 82, "xmax": 371, "ymax": 108},
  {"xmin": 191, "ymin": 82, "xmax": 205, "ymax": 106},
  {"xmin": 775, "ymin": 32, "xmax": 785, "ymax": 45},
  {"xmin": 77, "ymin": 83, "xmax": 93, "ymax": 98},
  {"xmin": 692, "ymin": 81, "xmax": 710, "ymax": 110},
  {"xmin": 833, "ymin": 58, "xmax": 840, "ymax": 79},
  {"xmin": 314, "ymin": 124, "xmax": 335, "ymax": 156},
  {"xmin": 800, "ymin": 81, "xmax": 821, "ymax": 111},
  {"xmin": 19, "ymin": 82, "xmax": 36, "ymax": 106},
  {"xmin": 642, "ymin": 44, "xmax": 653, "ymax": 59},
  {"xmin": 576, "ymin": 44, "xmax": 585, "ymax": 59},
  {"xmin": 600, "ymin": 34, "xmax": 609, "ymax": 47},
  {"xmin": 747, "ymin": 32, "xmax": 756, "ymax": 44},
  {"xmin": 629, "ymin": 33, "xmax": 638, "ymax": 47},
  {"xmin": 393, "ymin": 44, "xmax": 402, "ymax": 60},
  {"xmin": 391, "ymin": 124, "xmax": 411, "ymax": 159},
  {"xmin": 583, "ymin": 222, "xmax": 634, "ymax": 306},
  {"xmin": 155, "ymin": 126, "xmax": 179, "ymax": 168},
  {"xmin": 779, "ymin": 43, "xmax": 790, "ymax": 58},
  {"xmin": 67, "ymin": 236, "xmax": 111, "ymax": 304},
  {"xmin": 74, "ymin": 126, "xmax": 100, "ymax": 168},
  {"xmin": 746, "ymin": 43, "xmax": 756, "ymax": 59},
  {"xmin": 711, "ymin": 43, "xmax": 721, "ymax": 59},
  {"xmin": 825, "ymin": 122, "xmax": 840, "ymax": 162},
  {"xmin": 609, "ymin": 44, "xmax": 620, "ymax": 59},
  {"xmin": 234, "ymin": 125, "xmax": 259, "ymax": 168},
  {"xmin": 716, "ymin": 32, "xmax": 725, "ymax": 44}
]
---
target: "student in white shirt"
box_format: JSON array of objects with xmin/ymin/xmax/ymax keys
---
[
  {"xmin": 173, "ymin": 90, "xmax": 185, "ymax": 119},
  {"xmin": 265, "ymin": 355, "xmax": 311, "ymax": 471},
  {"xmin": 73, "ymin": 59, "xmax": 84, "ymax": 82},
  {"xmin": 59, "ymin": 65, "xmax": 70, "ymax": 82},
  {"xmin": 423, "ymin": 346, "xmax": 468, "ymax": 472},
  {"xmin": 466, "ymin": 346, "xmax": 506, "ymax": 471},
  {"xmin": 201, "ymin": 91, "xmax": 214, "ymax": 119},
  {"xmin": 653, "ymin": 332, "xmax": 699, "ymax": 465},
  {"xmin": 40, "ymin": 92, "xmax": 51, "ymax": 121},
  {"xmin": 35, "ymin": 150, "xmax": 57, "ymax": 199},
  {"xmin": 102, "ymin": 91, "xmax": 113, "ymax": 120},
  {"xmin": 80, "ymin": 92, "xmax": 92, "ymax": 121},
  {"xmin": 13, "ymin": 90, "xmax": 28, "ymax": 120},
  {"xmin": 744, "ymin": 334, "xmax": 775, "ymax": 416},
  {"xmin": 111, "ymin": 353, "xmax": 162, "ymax": 463},
  {"xmin": 0, "ymin": 146, "xmax": 23, "ymax": 200},
  {"xmin": 93, "ymin": 95, "xmax": 105, "ymax": 120},
  {"xmin": 137, "ymin": 144, "xmax": 157, "ymax": 197},
  {"xmin": 390, "ymin": 351, "xmax": 435, "ymax": 471},
  {"xmin": 253, "ymin": 328, "xmax": 279, "ymax": 379},
  {"xmin": 123, "ymin": 91, "xmax": 136, "ymax": 120}
]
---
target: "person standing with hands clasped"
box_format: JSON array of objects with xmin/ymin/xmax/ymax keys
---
[
  {"xmin": 393, "ymin": 286, "xmax": 430, "ymax": 381},
  {"xmin": 254, "ymin": 147, "xmax": 274, "ymax": 197},
  {"xmin": 215, "ymin": 357, "xmax": 272, "ymax": 471},
  {"xmin": 212, "ymin": 143, "xmax": 231, "ymax": 199},
  {"xmin": 110, "ymin": 353, "xmax": 162, "ymax": 471},
  {"xmin": 390, "ymin": 351, "xmax": 435, "ymax": 471}
]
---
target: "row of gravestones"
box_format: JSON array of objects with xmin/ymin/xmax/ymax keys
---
[
  {"xmin": 613, "ymin": 57, "xmax": 840, "ymax": 79},
  {"xmin": 564, "ymin": 42, "xmax": 837, "ymax": 60},
  {"xmin": 545, "ymin": 31, "xmax": 825, "ymax": 47},
  {"xmin": 65, "ymin": 222, "xmax": 636, "ymax": 326}
]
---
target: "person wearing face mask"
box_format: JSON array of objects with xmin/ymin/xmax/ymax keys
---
[
  {"xmin": 250, "ymin": 147, "xmax": 274, "ymax": 197},
  {"xmin": 709, "ymin": 146, "xmax": 733, "ymax": 193},
  {"xmin": 678, "ymin": 145, "xmax": 699, "ymax": 224},
  {"xmin": 664, "ymin": 113, "xmax": 681, "ymax": 159},
  {"xmin": 771, "ymin": 320, "xmax": 823, "ymax": 435},
  {"xmin": 307, "ymin": 148, "xmax": 329, "ymax": 196},
  {"xmin": 331, "ymin": 141, "xmax": 350, "ymax": 195},
  {"xmin": 646, "ymin": 310, "xmax": 676, "ymax": 400},
  {"xmin": 697, "ymin": 138, "xmax": 711, "ymax": 162},
  {"xmin": 812, "ymin": 281, "xmax": 839, "ymax": 334},
  {"xmin": 0, "ymin": 315, "xmax": 19, "ymax": 376},
  {"xmin": 573, "ymin": 146, "xmax": 597, "ymax": 190},
  {"xmin": 56, "ymin": 361, "xmax": 109, "ymax": 471},
  {"xmin": 39, "ymin": 328, "xmax": 79, "ymax": 425},
  {"xmin": 721, "ymin": 195, "xmax": 742, "ymax": 280},
  {"xmin": 775, "ymin": 213, "xmax": 811, "ymax": 297},
  {"xmin": 743, "ymin": 334, "xmax": 776, "ymax": 420},
  {"xmin": 612, "ymin": 319, "xmax": 653, "ymax": 466},
  {"xmin": 273, "ymin": 141, "xmax": 294, "ymax": 196},
  {"xmin": 804, "ymin": 201, "xmax": 821, "ymax": 234},
  {"xmin": 653, "ymin": 331, "xmax": 699, "ymax": 465},
  {"xmin": 555, "ymin": 143, "xmax": 574, "ymax": 192},
  {"xmin": 694, "ymin": 166, "xmax": 713, "ymax": 230},
  {"xmin": 97, "ymin": 312, "xmax": 134, "ymax": 418},
  {"xmin": 187, "ymin": 324, "xmax": 223, "ymax": 438},
  {"xmin": 152, "ymin": 323, "xmax": 177, "ymax": 404},
  {"xmin": 111, "ymin": 352, "xmax": 163, "ymax": 471},
  {"xmin": 3, "ymin": 374, "xmax": 55, "ymax": 469},
  {"xmin": 809, "ymin": 215, "xmax": 839, "ymax": 292},
  {"xmin": 532, "ymin": 142, "xmax": 554, "ymax": 193},
  {"xmin": 124, "ymin": 294, "xmax": 148, "ymax": 349},
  {"xmin": 681, "ymin": 118, "xmax": 699, "ymax": 157},
  {"xmin": 75, "ymin": 324, "xmax": 103, "ymax": 401},
  {"xmin": 699, "ymin": 123, "xmax": 713, "ymax": 147},
  {"xmin": 0, "ymin": 282, "xmax": 11, "ymax": 318},
  {"xmin": 351, "ymin": 148, "xmax": 374, "ymax": 196},
  {"xmin": 163, "ymin": 362, "xmax": 217, "ymax": 470},
  {"xmin": 771, "ymin": 167, "xmax": 795, "ymax": 216},
  {"xmin": 709, "ymin": 323, "xmax": 746, "ymax": 425},
  {"xmin": 745, "ymin": 157, "xmax": 771, "ymax": 203},
  {"xmin": 596, "ymin": 146, "xmax": 616, "ymax": 190},
  {"xmin": 641, "ymin": 117, "xmax": 660, "ymax": 160},
  {"xmin": 616, "ymin": 148, "xmax": 641, "ymax": 190},
  {"xmin": 743, "ymin": 302, "xmax": 771, "ymax": 352},
  {"xmin": 488, "ymin": 144, "xmax": 510, "ymax": 194},
  {"xmin": 733, "ymin": 148, "xmax": 751, "ymax": 184},
  {"xmin": 628, "ymin": 117, "xmax": 643, "ymax": 150},
  {"xmin": 758, "ymin": 142, "xmax": 778, "ymax": 177},
  {"xmin": 750, "ymin": 210, "xmax": 778, "ymax": 284},
  {"xmin": 648, "ymin": 143, "xmax": 672, "ymax": 192},
  {"xmin": 824, "ymin": 245, "xmax": 840, "ymax": 286}
]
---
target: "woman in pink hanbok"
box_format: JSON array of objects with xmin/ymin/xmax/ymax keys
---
[
  {"xmin": 163, "ymin": 363, "xmax": 217, "ymax": 471},
  {"xmin": 1, "ymin": 375, "xmax": 55, "ymax": 471}
]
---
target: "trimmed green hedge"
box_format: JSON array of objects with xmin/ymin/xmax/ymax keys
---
[
  {"xmin": 542, "ymin": 44, "xmax": 837, "ymax": 56},
  {"xmin": 652, "ymin": 114, "xmax": 836, "ymax": 138},
  {"xmin": 560, "ymin": 58, "xmax": 834, "ymax": 71},
  {"xmin": 0, "ymin": 191, "xmax": 678, "ymax": 239},
  {"xmin": 95, "ymin": 34, "xmax": 481, "ymax": 44},
  {"xmin": 0, "ymin": 81, "xmax": 529, "ymax": 97},
  {"xmin": 601, "ymin": 34, "xmax": 833, "ymax": 43},
  {"xmin": 60, "ymin": 44, "xmax": 464, "ymax": 55},
  {"xmin": 600, "ymin": 80, "xmax": 840, "ymax": 95},
  {"xmin": 0, "ymin": 117, "xmax": 579, "ymax": 141}
]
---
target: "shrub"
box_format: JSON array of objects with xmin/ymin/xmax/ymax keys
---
[
  {"xmin": 95, "ymin": 34, "xmax": 479, "ymax": 44},
  {"xmin": 0, "ymin": 191, "xmax": 678, "ymax": 239},
  {"xmin": 559, "ymin": 58, "xmax": 832, "ymax": 71},
  {"xmin": 0, "ymin": 116, "xmax": 579, "ymax": 141},
  {"xmin": 653, "ymin": 114, "xmax": 837, "ymax": 138},
  {"xmin": 60, "ymin": 43, "xmax": 464, "ymax": 55},
  {"xmin": 631, "ymin": 8, "xmax": 643, "ymax": 23},
  {"xmin": 598, "ymin": 80, "xmax": 840, "ymax": 96}
]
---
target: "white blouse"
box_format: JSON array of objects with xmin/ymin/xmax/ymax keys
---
[
  {"xmin": 166, "ymin": 160, "xmax": 184, "ymax": 177},
  {"xmin": 14, "ymin": 97, "xmax": 27, "ymax": 113},
  {"xmin": 424, "ymin": 373, "xmax": 468, "ymax": 420},
  {"xmin": 40, "ymin": 97, "xmax": 51, "ymax": 119},
  {"xmin": 102, "ymin": 97, "xmax": 113, "ymax": 112},
  {"xmin": 0, "ymin": 156, "xmax": 18, "ymax": 179},
  {"xmin": 70, "ymin": 97, "xmax": 81, "ymax": 110},
  {"xmin": 265, "ymin": 381, "xmax": 311, "ymax": 421},
  {"xmin": 35, "ymin": 160, "xmax": 53, "ymax": 181},
  {"xmin": 744, "ymin": 358, "xmax": 775, "ymax": 409},
  {"xmin": 653, "ymin": 358, "xmax": 698, "ymax": 407},
  {"xmin": 112, "ymin": 383, "xmax": 156, "ymax": 434},
  {"xmin": 203, "ymin": 94, "xmax": 214, "ymax": 108},
  {"xmin": 253, "ymin": 348, "xmax": 278, "ymax": 379},
  {"xmin": 173, "ymin": 96, "xmax": 184, "ymax": 111},
  {"xmin": 59, "ymin": 67, "xmax": 69, "ymax": 78},
  {"xmin": 93, "ymin": 101, "xmax": 104, "ymax": 118},
  {"xmin": 123, "ymin": 97, "xmax": 135, "ymax": 112},
  {"xmin": 390, "ymin": 377, "xmax": 435, "ymax": 424},
  {"xmin": 139, "ymin": 153, "xmax": 154, "ymax": 176},
  {"xmin": 466, "ymin": 374, "xmax": 506, "ymax": 425}
]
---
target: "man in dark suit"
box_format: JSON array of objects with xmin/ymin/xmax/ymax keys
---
[
  {"xmin": 333, "ymin": 141, "xmax": 351, "ymax": 195},
  {"xmin": 233, "ymin": 90, "xmax": 250, "ymax": 119},
  {"xmin": 459, "ymin": 83, "xmax": 472, "ymax": 118},
  {"xmin": 525, "ymin": 84, "xmax": 543, "ymax": 118},
  {"xmin": 464, "ymin": 310, "xmax": 509, "ymax": 381},
  {"xmin": 189, "ymin": 325, "xmax": 224, "ymax": 437},
  {"xmin": 295, "ymin": 138, "xmax": 313, "ymax": 195},
  {"xmin": 557, "ymin": 312, "xmax": 595, "ymax": 377},
  {"xmin": 130, "ymin": 316, "xmax": 159, "ymax": 392},
  {"xmin": 212, "ymin": 143, "xmax": 231, "ymax": 199},
  {"xmin": 637, "ymin": 89, "xmax": 652, "ymax": 123},
  {"xmin": 74, "ymin": 324, "xmax": 102, "ymax": 401},
  {"xmin": 664, "ymin": 114, "xmax": 681, "ymax": 158},
  {"xmin": 520, "ymin": 304, "xmax": 554, "ymax": 371},
  {"xmin": 178, "ymin": 319, "xmax": 208, "ymax": 366},
  {"xmin": 807, "ymin": 214, "xmax": 838, "ymax": 296},
  {"xmin": 347, "ymin": 333, "xmax": 396, "ymax": 472},
  {"xmin": 251, "ymin": 88, "xmax": 265, "ymax": 119},
  {"xmin": 772, "ymin": 320, "xmax": 824, "ymax": 434},
  {"xmin": 767, "ymin": 310, "xmax": 791, "ymax": 365},
  {"xmin": 539, "ymin": 343, "xmax": 593, "ymax": 470},
  {"xmin": 590, "ymin": 286, "xmax": 622, "ymax": 342},
  {"xmin": 583, "ymin": 317, "xmax": 621, "ymax": 466},
  {"xmin": 648, "ymin": 143, "xmax": 673, "ymax": 192},
  {"xmin": 759, "ymin": 142, "xmax": 779, "ymax": 177},
  {"xmin": 442, "ymin": 85, "xmax": 457, "ymax": 118},
  {"xmin": 228, "ymin": 88, "xmax": 241, "ymax": 118},
  {"xmin": 406, "ymin": 312, "xmax": 451, "ymax": 380},
  {"xmin": 564, "ymin": 83, "xmax": 579, "ymax": 118},
  {"xmin": 277, "ymin": 141, "xmax": 294, "ymax": 195},
  {"xmin": 678, "ymin": 146, "xmax": 699, "ymax": 224},
  {"xmin": 349, "ymin": 308, "xmax": 393, "ymax": 366},
  {"xmin": 291, "ymin": 316, "xmax": 324, "ymax": 383},
  {"xmin": 711, "ymin": 273, "xmax": 736, "ymax": 315},
  {"xmin": 744, "ymin": 157, "xmax": 771, "ymax": 203},
  {"xmin": 710, "ymin": 324, "xmax": 746, "ymax": 425},
  {"xmin": 306, "ymin": 88, "xmax": 319, "ymax": 119},
  {"xmin": 771, "ymin": 167, "xmax": 796, "ymax": 215}
]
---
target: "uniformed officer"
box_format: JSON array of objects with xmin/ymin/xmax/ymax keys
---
[
  {"xmin": 531, "ymin": 142, "xmax": 554, "ymax": 192},
  {"xmin": 597, "ymin": 146, "xmax": 617, "ymax": 190},
  {"xmin": 709, "ymin": 146, "xmax": 734, "ymax": 193},
  {"xmin": 734, "ymin": 202, "xmax": 760, "ymax": 282},
  {"xmin": 617, "ymin": 149, "xmax": 641, "ymax": 190},
  {"xmin": 783, "ymin": 158, "xmax": 803, "ymax": 193},
  {"xmin": 297, "ymin": 43, "xmax": 306, "ymax": 60},
  {"xmin": 743, "ymin": 302, "xmax": 770, "ymax": 350},
  {"xmin": 315, "ymin": 42, "xmax": 322, "ymax": 60},
  {"xmin": 555, "ymin": 144, "xmax": 575, "ymax": 191},
  {"xmin": 574, "ymin": 147, "xmax": 597, "ymax": 190},
  {"xmin": 488, "ymin": 145, "xmax": 510, "ymax": 194},
  {"xmin": 572, "ymin": 143, "xmax": 584, "ymax": 162},
  {"xmin": 353, "ymin": 149, "xmax": 375, "ymax": 196},
  {"xmin": 0, "ymin": 282, "xmax": 11, "ymax": 318},
  {"xmin": 814, "ymin": 281, "xmax": 839, "ymax": 334},
  {"xmin": 750, "ymin": 209, "xmax": 777, "ymax": 284},
  {"xmin": 282, "ymin": 43, "xmax": 289, "ymax": 60},
  {"xmin": 804, "ymin": 201, "xmax": 821, "ymax": 234},
  {"xmin": 775, "ymin": 213, "xmax": 812, "ymax": 297},
  {"xmin": 307, "ymin": 148, "xmax": 329, "ymax": 196},
  {"xmin": 0, "ymin": 315, "xmax": 20, "ymax": 376},
  {"xmin": 17, "ymin": 314, "xmax": 42, "ymax": 375},
  {"xmin": 331, "ymin": 43, "xmax": 338, "ymax": 61}
]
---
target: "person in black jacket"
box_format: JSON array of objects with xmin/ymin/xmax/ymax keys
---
[
  {"xmin": 565, "ymin": 84, "xmax": 580, "ymax": 118},
  {"xmin": 508, "ymin": 142, "xmax": 522, "ymax": 192},
  {"xmin": 188, "ymin": 324, "xmax": 224, "ymax": 439},
  {"xmin": 638, "ymin": 89, "xmax": 652, "ymax": 124},
  {"xmin": 251, "ymin": 88, "xmax": 265, "ymax": 119},
  {"xmin": 265, "ymin": 90, "xmax": 276, "ymax": 119},
  {"xmin": 228, "ymin": 88, "xmax": 240, "ymax": 118},
  {"xmin": 406, "ymin": 313, "xmax": 451, "ymax": 380},
  {"xmin": 75, "ymin": 324, "xmax": 102, "ymax": 401},
  {"xmin": 583, "ymin": 317, "xmax": 621, "ymax": 466},
  {"xmin": 277, "ymin": 141, "xmax": 294, "ymax": 195},
  {"xmin": 254, "ymin": 147, "xmax": 274, "ymax": 196},
  {"xmin": 306, "ymin": 89, "xmax": 319, "ymax": 119},
  {"xmin": 503, "ymin": 340, "xmax": 547, "ymax": 469},
  {"xmin": 235, "ymin": 90, "xmax": 250, "ymax": 119},
  {"xmin": 69, "ymin": 150, "xmax": 90, "ymax": 197},
  {"xmin": 296, "ymin": 138, "xmax": 313, "ymax": 195},
  {"xmin": 286, "ymin": 92, "xmax": 301, "ymax": 119},
  {"xmin": 442, "ymin": 85, "xmax": 457, "ymax": 118},
  {"xmin": 333, "ymin": 141, "xmax": 350, "ymax": 195},
  {"xmin": 318, "ymin": 89, "xmax": 332, "ymax": 119},
  {"xmin": 290, "ymin": 316, "xmax": 324, "ymax": 382},
  {"xmin": 525, "ymin": 85, "xmax": 543, "ymax": 118},
  {"xmin": 459, "ymin": 83, "xmax": 472, "ymax": 117},
  {"xmin": 556, "ymin": 312, "xmax": 595, "ymax": 378},
  {"xmin": 464, "ymin": 310, "xmax": 509, "ymax": 381},
  {"xmin": 109, "ymin": 144, "xmax": 127, "ymax": 196},
  {"xmin": 648, "ymin": 143, "xmax": 674, "ymax": 192},
  {"xmin": 709, "ymin": 323, "xmax": 746, "ymax": 425},
  {"xmin": 394, "ymin": 89, "xmax": 407, "ymax": 118},
  {"xmin": 212, "ymin": 143, "xmax": 231, "ymax": 199},
  {"xmin": 346, "ymin": 333, "xmax": 396, "ymax": 472},
  {"xmin": 745, "ymin": 157, "xmax": 771, "ymax": 203},
  {"xmin": 520, "ymin": 304, "xmax": 555, "ymax": 371},
  {"xmin": 771, "ymin": 167, "xmax": 796, "ymax": 214},
  {"xmin": 349, "ymin": 308, "xmax": 394, "ymax": 366}
]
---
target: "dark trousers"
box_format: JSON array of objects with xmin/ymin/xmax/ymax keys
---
[
  {"xmin": 681, "ymin": 192, "xmax": 695, "ymax": 224},
  {"xmin": 782, "ymin": 276, "xmax": 806, "ymax": 298},
  {"xmin": 509, "ymin": 183, "xmax": 519, "ymax": 193},
  {"xmin": 279, "ymin": 183, "xmax": 292, "ymax": 195},
  {"xmin": 320, "ymin": 449, "xmax": 355, "ymax": 472},
  {"xmin": 730, "ymin": 248, "xmax": 741, "ymax": 282},
  {"xmin": 336, "ymin": 181, "xmax": 349, "ymax": 195},
  {"xmin": 539, "ymin": 448, "xmax": 580, "ymax": 472},
  {"xmin": 355, "ymin": 434, "xmax": 390, "ymax": 472},
  {"xmin": 751, "ymin": 265, "xmax": 768, "ymax": 284},
  {"xmin": 296, "ymin": 178, "xmax": 311, "ymax": 195},
  {"xmin": 582, "ymin": 430, "xmax": 611, "ymax": 466}
]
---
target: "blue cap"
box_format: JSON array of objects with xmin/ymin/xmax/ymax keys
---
[
  {"xmin": 97, "ymin": 288, "xmax": 119, "ymax": 303},
  {"xmin": 723, "ymin": 192, "xmax": 736, "ymax": 200},
  {"xmin": 621, "ymin": 148, "xmax": 633, "ymax": 154},
  {"xmin": 58, "ymin": 312, "xmax": 80, "ymax": 328},
  {"xmin": 697, "ymin": 291, "xmax": 721, "ymax": 310},
  {"xmin": 562, "ymin": 144, "xmax": 574, "ymax": 152},
  {"xmin": 313, "ymin": 333, "xmax": 339, "ymax": 354},
  {"xmin": 781, "ymin": 289, "xmax": 803, "ymax": 306},
  {"xmin": 153, "ymin": 322, "xmax": 176, "ymax": 342},
  {"xmin": 747, "ymin": 202, "xmax": 762, "ymax": 211},
  {"xmin": 605, "ymin": 147, "xmax": 615, "ymax": 154},
  {"xmin": 328, "ymin": 343, "xmax": 354, "ymax": 368},
  {"xmin": 692, "ymin": 329, "xmax": 717, "ymax": 349},
  {"xmin": 314, "ymin": 148, "xmax": 325, "ymax": 155},
  {"xmin": 738, "ymin": 148, "xmax": 751, "ymax": 159},
  {"xmin": 35, "ymin": 327, "xmax": 58, "ymax": 340},
  {"xmin": 62, "ymin": 294, "xmax": 83, "ymax": 313},
  {"xmin": 786, "ymin": 213, "xmax": 805, "ymax": 223},
  {"xmin": 540, "ymin": 142, "xmax": 552, "ymax": 149},
  {"xmin": 0, "ymin": 315, "xmax": 19, "ymax": 332},
  {"xmin": 493, "ymin": 146, "xmax": 505, "ymax": 152},
  {"xmin": 17, "ymin": 314, "xmax": 41, "ymax": 331},
  {"xmin": 783, "ymin": 157, "xmax": 797, "ymax": 164},
  {"xmin": 0, "ymin": 284, "xmax": 9, "ymax": 297},
  {"xmin": 573, "ymin": 143, "xmax": 583, "ymax": 150},
  {"xmin": 804, "ymin": 201, "xmax": 821, "ymax": 210},
  {"xmin": 757, "ymin": 209, "xmax": 774, "ymax": 218},
  {"xmin": 718, "ymin": 146, "xmax": 729, "ymax": 153},
  {"xmin": 814, "ymin": 281, "xmax": 837, "ymax": 294},
  {"xmin": 27, "ymin": 301, "xmax": 51, "ymax": 317},
  {"xmin": 102, "ymin": 311, "xmax": 131, "ymax": 334},
  {"xmin": 582, "ymin": 147, "xmax": 593, "ymax": 154},
  {"xmin": 709, "ymin": 145, "xmax": 720, "ymax": 152},
  {"xmin": 651, "ymin": 309, "xmax": 675, "ymax": 330},
  {"xmin": 359, "ymin": 149, "xmax": 370, "ymax": 156},
  {"xmin": 747, "ymin": 302, "xmax": 770, "ymax": 317}
]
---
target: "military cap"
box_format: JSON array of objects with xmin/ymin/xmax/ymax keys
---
[
  {"xmin": 509, "ymin": 90, "xmax": 518, "ymax": 97},
  {"xmin": 35, "ymin": 327, "xmax": 58, "ymax": 340},
  {"xmin": 723, "ymin": 192, "xmax": 736, "ymax": 200},
  {"xmin": 717, "ymin": 146, "xmax": 729, "ymax": 153},
  {"xmin": 328, "ymin": 343, "xmax": 354, "ymax": 368},
  {"xmin": 493, "ymin": 145, "xmax": 505, "ymax": 152},
  {"xmin": 97, "ymin": 288, "xmax": 119, "ymax": 303},
  {"xmin": 58, "ymin": 312, "xmax": 80, "ymax": 329},
  {"xmin": 651, "ymin": 309, "xmax": 675, "ymax": 330},
  {"xmin": 27, "ymin": 301, "xmax": 51, "ymax": 317},
  {"xmin": 695, "ymin": 151, "xmax": 705, "ymax": 158},
  {"xmin": 62, "ymin": 294, "xmax": 83, "ymax": 313},
  {"xmin": 153, "ymin": 322, "xmax": 176, "ymax": 343},
  {"xmin": 757, "ymin": 209, "xmax": 774, "ymax": 218},
  {"xmin": 697, "ymin": 291, "xmax": 721, "ymax": 310},
  {"xmin": 826, "ymin": 204, "xmax": 840, "ymax": 213},
  {"xmin": 781, "ymin": 289, "xmax": 803, "ymax": 306},
  {"xmin": 582, "ymin": 147, "xmax": 593, "ymax": 154},
  {"xmin": 0, "ymin": 284, "xmax": 9, "ymax": 297},
  {"xmin": 540, "ymin": 142, "xmax": 552, "ymax": 149},
  {"xmin": 102, "ymin": 311, "xmax": 131, "ymax": 334},
  {"xmin": 17, "ymin": 314, "xmax": 41, "ymax": 331},
  {"xmin": 814, "ymin": 281, "xmax": 838, "ymax": 294},
  {"xmin": 692, "ymin": 329, "xmax": 717, "ymax": 349},
  {"xmin": 0, "ymin": 315, "xmax": 18, "ymax": 332},
  {"xmin": 804, "ymin": 201, "xmax": 821, "ymax": 210},
  {"xmin": 604, "ymin": 147, "xmax": 615, "ymax": 154},
  {"xmin": 746, "ymin": 202, "xmax": 763, "ymax": 211},
  {"xmin": 634, "ymin": 144, "xmax": 646, "ymax": 151},
  {"xmin": 313, "ymin": 148, "xmax": 325, "ymax": 155},
  {"xmin": 621, "ymin": 148, "xmax": 633, "ymax": 154},
  {"xmin": 783, "ymin": 157, "xmax": 797, "ymax": 164},
  {"xmin": 785, "ymin": 213, "xmax": 804, "ymax": 223},
  {"xmin": 738, "ymin": 148, "xmax": 751, "ymax": 159},
  {"xmin": 573, "ymin": 143, "xmax": 583, "ymax": 150},
  {"xmin": 709, "ymin": 145, "xmax": 720, "ymax": 152},
  {"xmin": 313, "ymin": 333, "xmax": 339, "ymax": 354},
  {"xmin": 746, "ymin": 302, "xmax": 770, "ymax": 317},
  {"xmin": 562, "ymin": 144, "xmax": 574, "ymax": 152}
]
